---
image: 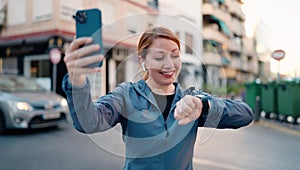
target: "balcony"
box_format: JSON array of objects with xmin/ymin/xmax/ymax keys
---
[
  {"xmin": 203, "ymin": 15, "xmax": 232, "ymax": 39},
  {"xmin": 228, "ymin": 38, "xmax": 242, "ymax": 53},
  {"xmin": 202, "ymin": 2, "xmax": 231, "ymax": 26},
  {"xmin": 203, "ymin": 24, "xmax": 229, "ymax": 44},
  {"xmin": 202, "ymin": 51, "xmax": 223, "ymax": 66},
  {"xmin": 230, "ymin": 17, "xmax": 246, "ymax": 37},
  {"xmin": 230, "ymin": 55, "xmax": 243, "ymax": 70},
  {"xmin": 245, "ymin": 57, "xmax": 259, "ymax": 74},
  {"xmin": 225, "ymin": 0, "xmax": 245, "ymax": 21},
  {"xmin": 243, "ymin": 37, "xmax": 256, "ymax": 57},
  {"xmin": 222, "ymin": 67, "xmax": 237, "ymax": 78}
]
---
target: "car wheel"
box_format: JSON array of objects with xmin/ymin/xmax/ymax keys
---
[{"xmin": 0, "ymin": 111, "xmax": 7, "ymax": 134}]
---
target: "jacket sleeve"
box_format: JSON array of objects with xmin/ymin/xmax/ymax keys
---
[
  {"xmin": 198, "ymin": 93, "xmax": 253, "ymax": 129},
  {"xmin": 62, "ymin": 74, "xmax": 123, "ymax": 134}
]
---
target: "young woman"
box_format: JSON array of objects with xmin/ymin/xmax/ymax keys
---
[{"xmin": 62, "ymin": 27, "xmax": 253, "ymax": 170}]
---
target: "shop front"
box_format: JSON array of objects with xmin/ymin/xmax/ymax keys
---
[{"xmin": 0, "ymin": 31, "xmax": 72, "ymax": 97}]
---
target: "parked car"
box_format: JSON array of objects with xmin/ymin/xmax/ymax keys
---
[{"xmin": 0, "ymin": 74, "xmax": 69, "ymax": 133}]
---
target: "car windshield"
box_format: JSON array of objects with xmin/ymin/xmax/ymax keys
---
[{"xmin": 0, "ymin": 75, "xmax": 46, "ymax": 92}]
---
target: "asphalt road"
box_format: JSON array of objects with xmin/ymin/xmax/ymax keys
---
[
  {"xmin": 0, "ymin": 123, "xmax": 124, "ymax": 170},
  {"xmin": 193, "ymin": 121, "xmax": 300, "ymax": 170},
  {"xmin": 1, "ymin": 120, "xmax": 300, "ymax": 170}
]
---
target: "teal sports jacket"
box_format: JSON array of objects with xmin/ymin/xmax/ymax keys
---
[{"xmin": 62, "ymin": 74, "xmax": 253, "ymax": 170}]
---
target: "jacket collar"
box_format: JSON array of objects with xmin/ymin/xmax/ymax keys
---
[
  {"xmin": 133, "ymin": 80, "xmax": 186, "ymax": 104},
  {"xmin": 134, "ymin": 79, "xmax": 181, "ymax": 95}
]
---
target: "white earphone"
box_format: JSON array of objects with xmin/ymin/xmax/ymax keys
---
[{"xmin": 141, "ymin": 62, "xmax": 146, "ymax": 71}]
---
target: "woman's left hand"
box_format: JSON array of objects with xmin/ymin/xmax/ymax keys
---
[{"xmin": 174, "ymin": 95, "xmax": 202, "ymax": 125}]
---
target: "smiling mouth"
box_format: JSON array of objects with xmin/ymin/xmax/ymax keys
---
[{"xmin": 160, "ymin": 71, "xmax": 175, "ymax": 78}]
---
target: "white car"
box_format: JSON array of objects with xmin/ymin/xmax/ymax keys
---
[{"xmin": 0, "ymin": 74, "xmax": 69, "ymax": 133}]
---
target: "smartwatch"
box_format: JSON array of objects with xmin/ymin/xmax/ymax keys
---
[{"xmin": 195, "ymin": 95, "xmax": 210, "ymax": 116}]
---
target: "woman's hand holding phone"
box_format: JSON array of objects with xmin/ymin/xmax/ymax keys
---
[
  {"xmin": 64, "ymin": 8, "xmax": 104, "ymax": 86},
  {"xmin": 63, "ymin": 37, "xmax": 104, "ymax": 87}
]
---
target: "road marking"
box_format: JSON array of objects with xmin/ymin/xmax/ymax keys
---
[{"xmin": 193, "ymin": 158, "xmax": 245, "ymax": 170}]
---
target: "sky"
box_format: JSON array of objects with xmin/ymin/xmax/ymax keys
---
[{"xmin": 242, "ymin": 0, "xmax": 300, "ymax": 77}]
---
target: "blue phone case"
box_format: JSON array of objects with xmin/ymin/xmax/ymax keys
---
[{"xmin": 74, "ymin": 8, "xmax": 103, "ymax": 67}]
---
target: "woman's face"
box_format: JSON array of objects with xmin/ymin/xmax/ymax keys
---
[{"xmin": 144, "ymin": 38, "xmax": 181, "ymax": 87}]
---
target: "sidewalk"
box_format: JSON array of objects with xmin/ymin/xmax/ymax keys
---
[{"xmin": 254, "ymin": 118, "xmax": 300, "ymax": 136}]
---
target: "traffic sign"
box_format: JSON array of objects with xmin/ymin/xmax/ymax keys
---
[
  {"xmin": 271, "ymin": 49, "xmax": 285, "ymax": 61},
  {"xmin": 49, "ymin": 48, "xmax": 61, "ymax": 64}
]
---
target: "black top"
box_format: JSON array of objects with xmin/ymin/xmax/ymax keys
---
[{"xmin": 152, "ymin": 93, "xmax": 175, "ymax": 121}]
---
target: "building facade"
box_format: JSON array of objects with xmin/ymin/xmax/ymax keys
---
[
  {"xmin": 0, "ymin": 0, "xmax": 263, "ymax": 98},
  {"xmin": 202, "ymin": 0, "xmax": 259, "ymax": 95},
  {"xmin": 159, "ymin": 0, "xmax": 203, "ymax": 89},
  {"xmin": 254, "ymin": 19, "xmax": 272, "ymax": 82},
  {"xmin": 0, "ymin": 0, "xmax": 159, "ymax": 98},
  {"xmin": 0, "ymin": 0, "xmax": 205, "ymax": 98}
]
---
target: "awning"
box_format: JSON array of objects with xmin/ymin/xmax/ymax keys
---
[
  {"xmin": 208, "ymin": 39, "xmax": 218, "ymax": 46},
  {"xmin": 209, "ymin": 0, "xmax": 225, "ymax": 4},
  {"xmin": 210, "ymin": 15, "xmax": 232, "ymax": 37},
  {"xmin": 221, "ymin": 56, "xmax": 230, "ymax": 65}
]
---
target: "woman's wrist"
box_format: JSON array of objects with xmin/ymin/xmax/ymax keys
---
[{"xmin": 68, "ymin": 75, "xmax": 87, "ymax": 88}]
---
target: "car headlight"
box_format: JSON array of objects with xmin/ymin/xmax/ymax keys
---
[
  {"xmin": 60, "ymin": 98, "xmax": 68, "ymax": 107},
  {"xmin": 16, "ymin": 102, "xmax": 33, "ymax": 111}
]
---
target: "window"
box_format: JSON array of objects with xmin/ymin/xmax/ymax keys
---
[
  {"xmin": 2, "ymin": 57, "xmax": 18, "ymax": 74},
  {"xmin": 185, "ymin": 33, "xmax": 193, "ymax": 54},
  {"xmin": 33, "ymin": 0, "xmax": 53, "ymax": 22},
  {"xmin": 7, "ymin": 0, "xmax": 26, "ymax": 25},
  {"xmin": 203, "ymin": 40, "xmax": 215, "ymax": 52},
  {"xmin": 148, "ymin": 0, "xmax": 159, "ymax": 9},
  {"xmin": 203, "ymin": 39, "xmax": 224, "ymax": 54},
  {"xmin": 30, "ymin": 60, "xmax": 50, "ymax": 77}
]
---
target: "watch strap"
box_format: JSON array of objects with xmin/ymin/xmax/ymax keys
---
[{"xmin": 195, "ymin": 95, "xmax": 210, "ymax": 116}]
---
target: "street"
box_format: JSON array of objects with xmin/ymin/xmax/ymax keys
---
[
  {"xmin": 0, "ymin": 123, "xmax": 124, "ymax": 170},
  {"xmin": 194, "ymin": 120, "xmax": 300, "ymax": 170},
  {"xmin": 1, "ymin": 120, "xmax": 300, "ymax": 170}
]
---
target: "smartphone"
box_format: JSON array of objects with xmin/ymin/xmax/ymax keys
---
[{"xmin": 73, "ymin": 8, "xmax": 103, "ymax": 67}]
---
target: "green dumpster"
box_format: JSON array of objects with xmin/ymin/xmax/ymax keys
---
[
  {"xmin": 260, "ymin": 82, "xmax": 278, "ymax": 118},
  {"xmin": 245, "ymin": 81, "xmax": 261, "ymax": 110},
  {"xmin": 277, "ymin": 81, "xmax": 300, "ymax": 123}
]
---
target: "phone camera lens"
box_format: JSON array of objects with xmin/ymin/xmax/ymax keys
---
[{"xmin": 77, "ymin": 12, "xmax": 87, "ymax": 23}]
